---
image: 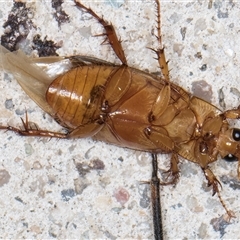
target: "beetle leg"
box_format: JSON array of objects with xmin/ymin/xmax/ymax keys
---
[
  {"xmin": 74, "ymin": 1, "xmax": 127, "ymax": 65},
  {"xmin": 0, "ymin": 112, "xmax": 67, "ymax": 138},
  {"xmin": 203, "ymin": 168, "xmax": 236, "ymax": 220},
  {"xmin": 0, "ymin": 112, "xmax": 103, "ymax": 139},
  {"xmin": 144, "ymin": 126, "xmax": 174, "ymax": 152},
  {"xmin": 221, "ymin": 106, "xmax": 240, "ymax": 119},
  {"xmin": 0, "ymin": 124, "xmax": 67, "ymax": 139},
  {"xmin": 149, "ymin": 83, "xmax": 171, "ymax": 121},
  {"xmin": 67, "ymin": 123, "xmax": 104, "ymax": 138},
  {"xmin": 149, "ymin": 0, "xmax": 169, "ymax": 81},
  {"xmin": 161, "ymin": 153, "xmax": 180, "ymax": 185}
]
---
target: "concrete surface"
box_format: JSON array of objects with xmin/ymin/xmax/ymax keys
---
[{"xmin": 0, "ymin": 0, "xmax": 240, "ymax": 239}]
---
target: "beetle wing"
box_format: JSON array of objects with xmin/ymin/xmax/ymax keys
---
[
  {"xmin": 67, "ymin": 55, "xmax": 116, "ymax": 66},
  {"xmin": 0, "ymin": 45, "xmax": 73, "ymax": 116}
]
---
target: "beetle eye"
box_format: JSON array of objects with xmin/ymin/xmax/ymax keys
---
[
  {"xmin": 223, "ymin": 154, "xmax": 238, "ymax": 162},
  {"xmin": 232, "ymin": 128, "xmax": 240, "ymax": 141}
]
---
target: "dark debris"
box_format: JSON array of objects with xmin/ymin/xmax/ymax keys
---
[
  {"xmin": 75, "ymin": 162, "xmax": 91, "ymax": 177},
  {"xmin": 75, "ymin": 158, "xmax": 105, "ymax": 177},
  {"xmin": 194, "ymin": 52, "xmax": 202, "ymax": 59},
  {"xmin": 51, "ymin": 0, "xmax": 69, "ymax": 26},
  {"xmin": 14, "ymin": 196, "xmax": 25, "ymax": 204},
  {"xmin": 90, "ymin": 159, "xmax": 105, "ymax": 170},
  {"xmin": 1, "ymin": 2, "xmax": 33, "ymax": 51},
  {"xmin": 199, "ymin": 64, "xmax": 207, "ymax": 71},
  {"xmin": 32, "ymin": 34, "xmax": 60, "ymax": 57}
]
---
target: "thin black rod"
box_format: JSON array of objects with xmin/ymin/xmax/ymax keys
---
[{"xmin": 151, "ymin": 153, "xmax": 163, "ymax": 240}]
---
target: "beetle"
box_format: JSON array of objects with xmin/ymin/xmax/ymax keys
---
[{"xmin": 0, "ymin": 0, "xmax": 240, "ymax": 239}]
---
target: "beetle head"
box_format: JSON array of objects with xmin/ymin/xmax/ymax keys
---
[{"xmin": 217, "ymin": 128, "xmax": 240, "ymax": 179}]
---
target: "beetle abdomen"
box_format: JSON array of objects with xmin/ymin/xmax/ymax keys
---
[{"xmin": 46, "ymin": 65, "xmax": 115, "ymax": 129}]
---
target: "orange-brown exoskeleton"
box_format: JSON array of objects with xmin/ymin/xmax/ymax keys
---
[{"xmin": 0, "ymin": 0, "xmax": 240, "ymax": 239}]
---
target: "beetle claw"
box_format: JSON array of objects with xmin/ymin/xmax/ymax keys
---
[
  {"xmin": 161, "ymin": 170, "xmax": 179, "ymax": 186},
  {"xmin": 225, "ymin": 211, "xmax": 236, "ymax": 221}
]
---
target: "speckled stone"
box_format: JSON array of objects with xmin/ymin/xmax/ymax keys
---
[{"xmin": 0, "ymin": 1, "xmax": 240, "ymax": 239}]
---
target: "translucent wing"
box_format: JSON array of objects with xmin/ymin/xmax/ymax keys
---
[{"xmin": 0, "ymin": 45, "xmax": 73, "ymax": 116}]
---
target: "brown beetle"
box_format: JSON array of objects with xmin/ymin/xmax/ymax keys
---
[{"xmin": 0, "ymin": 1, "xmax": 240, "ymax": 239}]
